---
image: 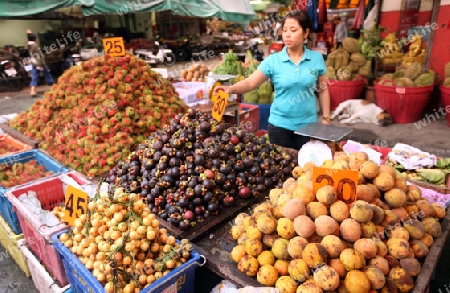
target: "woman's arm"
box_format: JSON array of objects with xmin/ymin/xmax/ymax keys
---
[
  {"xmin": 317, "ymin": 74, "xmax": 331, "ymax": 124},
  {"xmin": 215, "ymin": 69, "xmax": 268, "ymax": 95}
]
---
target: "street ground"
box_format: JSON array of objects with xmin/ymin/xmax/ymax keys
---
[{"xmin": 0, "ymin": 57, "xmax": 450, "ymax": 292}]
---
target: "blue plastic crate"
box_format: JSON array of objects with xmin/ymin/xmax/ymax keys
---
[
  {"xmin": 249, "ymin": 103, "xmax": 271, "ymax": 130},
  {"xmin": 0, "ymin": 149, "xmax": 69, "ymax": 234},
  {"xmin": 52, "ymin": 230, "xmax": 204, "ymax": 293}
]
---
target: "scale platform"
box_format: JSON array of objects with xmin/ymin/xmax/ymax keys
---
[{"xmin": 295, "ymin": 122, "xmax": 353, "ymax": 142}]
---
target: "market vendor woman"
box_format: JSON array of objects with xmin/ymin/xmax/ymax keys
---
[{"xmin": 214, "ymin": 10, "xmax": 330, "ymax": 150}]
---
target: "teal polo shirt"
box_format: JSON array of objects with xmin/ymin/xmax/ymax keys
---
[{"xmin": 258, "ymin": 46, "xmax": 326, "ymax": 131}]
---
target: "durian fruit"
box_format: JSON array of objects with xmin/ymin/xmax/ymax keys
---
[
  {"xmin": 394, "ymin": 77, "xmax": 415, "ymax": 87},
  {"xmin": 414, "ymin": 73, "xmax": 435, "ymax": 86},
  {"xmin": 349, "ymin": 61, "xmax": 360, "ymax": 73},
  {"xmin": 443, "ymin": 77, "xmax": 450, "ymax": 87},
  {"xmin": 334, "ymin": 50, "xmax": 349, "ymax": 70},
  {"xmin": 358, "ymin": 64, "xmax": 371, "ymax": 77},
  {"xmin": 392, "ymin": 70, "xmax": 406, "ymax": 80},
  {"xmin": 380, "ymin": 73, "xmax": 394, "ymax": 80},
  {"xmin": 379, "ymin": 79, "xmax": 395, "ymax": 87},
  {"xmin": 426, "ymin": 69, "xmax": 437, "ymax": 81},
  {"xmin": 350, "ymin": 53, "xmax": 366, "ymax": 66},
  {"xmin": 326, "ymin": 56, "xmax": 335, "ymax": 67},
  {"xmin": 445, "ymin": 62, "xmax": 450, "ymax": 78},
  {"xmin": 337, "ymin": 66, "xmax": 352, "ymax": 80},
  {"xmin": 404, "ymin": 62, "xmax": 422, "ymax": 80},
  {"xmin": 326, "ymin": 66, "xmax": 336, "ymax": 79},
  {"xmin": 342, "ymin": 37, "xmax": 361, "ymax": 53}
]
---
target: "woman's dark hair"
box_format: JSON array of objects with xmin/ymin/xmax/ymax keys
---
[{"xmin": 281, "ymin": 10, "xmax": 312, "ymax": 34}]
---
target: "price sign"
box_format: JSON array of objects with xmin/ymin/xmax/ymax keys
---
[
  {"xmin": 102, "ymin": 37, "xmax": 126, "ymax": 57},
  {"xmin": 211, "ymin": 90, "xmax": 229, "ymax": 122},
  {"xmin": 312, "ymin": 167, "xmax": 359, "ymax": 204},
  {"xmin": 64, "ymin": 185, "xmax": 88, "ymax": 226}
]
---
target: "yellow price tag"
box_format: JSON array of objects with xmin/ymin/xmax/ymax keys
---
[
  {"xmin": 64, "ymin": 185, "xmax": 88, "ymax": 226},
  {"xmin": 211, "ymin": 91, "xmax": 229, "ymax": 122},
  {"xmin": 102, "ymin": 37, "xmax": 126, "ymax": 57},
  {"xmin": 312, "ymin": 167, "xmax": 359, "ymax": 205}
]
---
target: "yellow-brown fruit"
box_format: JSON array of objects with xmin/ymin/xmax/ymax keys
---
[
  {"xmin": 367, "ymin": 183, "xmax": 381, "ymax": 199},
  {"xmin": 445, "ymin": 77, "xmax": 450, "ymax": 86},
  {"xmin": 288, "ymin": 236, "xmax": 309, "ymax": 259},
  {"xmin": 348, "ymin": 152, "xmax": 369, "ymax": 170},
  {"xmin": 350, "ymin": 200, "xmax": 374, "ymax": 222},
  {"xmin": 306, "ymin": 202, "xmax": 328, "ymax": 220},
  {"xmin": 403, "ymin": 202, "xmax": 419, "ymax": 216},
  {"xmin": 391, "ymin": 207, "xmax": 409, "ymax": 222},
  {"xmin": 230, "ymin": 225, "xmax": 246, "ymax": 240},
  {"xmin": 394, "ymin": 176, "xmax": 408, "ymax": 193},
  {"xmin": 244, "ymin": 238, "xmax": 264, "ymax": 257},
  {"xmin": 253, "ymin": 201, "xmax": 274, "ymax": 216},
  {"xmin": 269, "ymin": 188, "xmax": 284, "ymax": 206},
  {"xmin": 349, "ymin": 60, "xmax": 361, "ymax": 72},
  {"xmin": 386, "ymin": 238, "xmax": 411, "ymax": 259},
  {"xmin": 231, "ymin": 245, "xmax": 246, "ymax": 263},
  {"xmin": 343, "ymin": 37, "xmax": 361, "ymax": 53},
  {"xmin": 277, "ymin": 217, "xmax": 296, "ymax": 239},
  {"xmin": 385, "ymin": 255, "xmax": 401, "ymax": 269},
  {"xmin": 282, "ymin": 198, "xmax": 306, "ymax": 220},
  {"xmin": 445, "ymin": 62, "xmax": 450, "ymax": 78},
  {"xmin": 384, "ymin": 189, "xmax": 407, "ymax": 208},
  {"xmin": 257, "ymin": 214, "xmax": 278, "ymax": 235},
  {"xmin": 404, "ymin": 219, "xmax": 425, "ymax": 239},
  {"xmin": 321, "ymin": 235, "xmax": 346, "ymax": 258},
  {"xmin": 294, "ymin": 215, "xmax": 316, "ymax": 238},
  {"xmin": 373, "ymin": 225, "xmax": 387, "ymax": 241},
  {"xmin": 238, "ymin": 255, "xmax": 259, "ymax": 276},
  {"xmin": 358, "ymin": 172, "xmax": 366, "ymax": 185},
  {"xmin": 292, "ymin": 184, "xmax": 316, "ymax": 205},
  {"xmin": 275, "ymin": 275, "xmax": 298, "ymax": 293},
  {"xmin": 388, "ymin": 267, "xmax": 414, "ymax": 292},
  {"xmin": 335, "ymin": 52, "xmax": 349, "ymax": 72},
  {"xmin": 360, "ymin": 221, "xmax": 376, "ymax": 238},
  {"xmin": 363, "ymin": 266, "xmax": 386, "ymax": 289},
  {"xmin": 273, "ymin": 206, "xmax": 284, "ymax": 219},
  {"xmin": 340, "ymin": 248, "xmax": 366, "ymax": 271},
  {"xmin": 381, "ymin": 73, "xmax": 394, "ymax": 80},
  {"xmin": 308, "ymin": 234, "xmax": 324, "ymax": 244},
  {"xmin": 354, "ymin": 238, "xmax": 378, "ymax": 259},
  {"xmin": 416, "ymin": 199, "xmax": 435, "ymax": 217},
  {"xmin": 254, "ymin": 209, "xmax": 273, "ymax": 222},
  {"xmin": 344, "ymin": 270, "xmax": 371, "ymax": 293},
  {"xmin": 373, "ymin": 238, "xmax": 388, "ymax": 257},
  {"xmin": 316, "ymin": 185, "xmax": 337, "ymax": 205},
  {"xmin": 356, "ymin": 185, "xmax": 375, "ymax": 202},
  {"xmin": 234, "ymin": 212, "xmax": 250, "ymax": 226},
  {"xmin": 332, "ymin": 159, "xmax": 351, "ymax": 170},
  {"xmin": 371, "ymin": 198, "xmax": 390, "ymax": 210},
  {"xmin": 263, "ymin": 233, "xmax": 281, "ymax": 248},
  {"xmin": 272, "ymin": 238, "xmax": 290, "ymax": 260},
  {"xmin": 360, "ymin": 160, "xmax": 380, "ymax": 179},
  {"xmin": 368, "ymin": 255, "xmax": 390, "ymax": 276},
  {"xmin": 292, "ymin": 166, "xmax": 303, "ymax": 179},
  {"xmin": 406, "ymin": 185, "xmax": 422, "ymax": 202},
  {"xmin": 389, "ymin": 227, "xmax": 409, "ymax": 241},
  {"xmin": 404, "ymin": 61, "xmax": 422, "ymax": 80},
  {"xmin": 379, "ymin": 165, "xmax": 397, "ymax": 180},
  {"xmin": 274, "ymin": 259, "xmax": 290, "ymax": 276},
  {"xmin": 288, "ymin": 259, "xmax": 310, "ymax": 282},
  {"xmin": 330, "ymin": 200, "xmax": 350, "ymax": 222},
  {"xmin": 431, "ymin": 203, "xmax": 446, "ymax": 219},
  {"xmin": 421, "ymin": 217, "xmax": 442, "ymax": 238},
  {"xmin": 373, "ymin": 172, "xmax": 395, "ymax": 192},
  {"xmin": 296, "ymin": 281, "xmax": 323, "ymax": 292},
  {"xmin": 257, "ymin": 250, "xmax": 276, "ymax": 266},
  {"xmin": 414, "ymin": 72, "xmax": 435, "ymax": 86},
  {"xmin": 243, "ymin": 216, "xmax": 257, "ymax": 229},
  {"xmin": 408, "ymin": 239, "xmax": 429, "ymax": 258},
  {"xmin": 302, "ymin": 243, "xmax": 328, "ymax": 268},
  {"xmin": 328, "ymin": 258, "xmax": 347, "ymax": 279},
  {"xmin": 399, "ymin": 257, "xmax": 421, "ymax": 277},
  {"xmin": 278, "ymin": 193, "xmax": 294, "ymax": 209},
  {"xmin": 340, "ymin": 218, "xmax": 361, "ymax": 242},
  {"xmin": 313, "ymin": 264, "xmax": 340, "ymax": 291},
  {"xmin": 283, "ymin": 178, "xmax": 298, "ymax": 195},
  {"xmin": 257, "ymin": 264, "xmax": 279, "ymax": 286},
  {"xmin": 334, "ymin": 151, "xmax": 349, "ymax": 161},
  {"xmin": 380, "ymin": 279, "xmax": 400, "ymax": 293},
  {"xmin": 394, "ymin": 77, "xmax": 415, "ymax": 87},
  {"xmin": 420, "ymin": 233, "xmax": 434, "ymax": 248},
  {"xmin": 246, "ymin": 225, "xmax": 263, "ymax": 240},
  {"xmin": 315, "ymin": 215, "xmax": 338, "ymax": 237},
  {"xmin": 238, "ymin": 233, "xmax": 249, "ymax": 246},
  {"xmin": 380, "ymin": 210, "xmax": 400, "ymax": 229},
  {"xmin": 370, "ymin": 205, "xmax": 385, "ymax": 225}
]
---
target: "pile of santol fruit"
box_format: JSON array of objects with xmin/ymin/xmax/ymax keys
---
[
  {"xmin": 326, "ymin": 37, "xmax": 373, "ymax": 81},
  {"xmin": 378, "ymin": 62, "xmax": 436, "ymax": 87},
  {"xmin": 8, "ymin": 54, "xmax": 187, "ymax": 177},
  {"xmin": 229, "ymin": 151, "xmax": 445, "ymax": 293}
]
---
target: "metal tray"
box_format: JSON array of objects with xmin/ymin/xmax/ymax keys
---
[{"xmin": 295, "ymin": 122, "xmax": 353, "ymax": 142}]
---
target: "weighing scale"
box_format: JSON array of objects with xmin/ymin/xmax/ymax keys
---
[{"xmin": 295, "ymin": 122, "xmax": 353, "ymax": 142}]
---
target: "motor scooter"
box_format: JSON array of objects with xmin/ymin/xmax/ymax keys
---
[
  {"xmin": 134, "ymin": 41, "xmax": 176, "ymax": 67},
  {"xmin": 174, "ymin": 38, "xmax": 209, "ymax": 62}
]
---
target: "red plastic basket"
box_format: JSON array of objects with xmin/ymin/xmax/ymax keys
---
[
  {"xmin": 375, "ymin": 82, "xmax": 433, "ymax": 123},
  {"xmin": 440, "ymin": 85, "xmax": 450, "ymax": 127},
  {"xmin": 6, "ymin": 171, "xmax": 92, "ymax": 287},
  {"xmin": 328, "ymin": 79, "xmax": 366, "ymax": 111},
  {"xmin": 0, "ymin": 134, "xmax": 33, "ymax": 158}
]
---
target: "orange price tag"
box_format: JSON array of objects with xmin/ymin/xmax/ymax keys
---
[
  {"xmin": 64, "ymin": 185, "xmax": 88, "ymax": 226},
  {"xmin": 312, "ymin": 166, "xmax": 359, "ymax": 204},
  {"xmin": 102, "ymin": 37, "xmax": 126, "ymax": 57},
  {"xmin": 211, "ymin": 90, "xmax": 229, "ymax": 122}
]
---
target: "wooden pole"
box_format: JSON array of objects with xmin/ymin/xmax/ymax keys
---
[{"xmin": 424, "ymin": 0, "xmax": 440, "ymax": 69}]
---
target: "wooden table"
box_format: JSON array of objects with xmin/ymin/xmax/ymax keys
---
[{"xmin": 191, "ymin": 102, "xmax": 240, "ymax": 126}]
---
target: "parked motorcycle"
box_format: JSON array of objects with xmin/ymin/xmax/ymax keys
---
[
  {"xmin": 174, "ymin": 38, "xmax": 210, "ymax": 62},
  {"xmin": 0, "ymin": 49, "xmax": 29, "ymax": 91},
  {"xmin": 134, "ymin": 41, "xmax": 176, "ymax": 67}
]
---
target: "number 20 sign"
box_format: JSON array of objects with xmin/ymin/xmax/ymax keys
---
[{"xmin": 312, "ymin": 167, "xmax": 359, "ymax": 204}]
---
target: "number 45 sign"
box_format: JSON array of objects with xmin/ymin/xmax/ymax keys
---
[
  {"xmin": 64, "ymin": 185, "xmax": 88, "ymax": 226},
  {"xmin": 102, "ymin": 37, "xmax": 126, "ymax": 57}
]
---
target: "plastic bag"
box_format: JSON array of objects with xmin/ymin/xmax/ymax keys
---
[{"xmin": 210, "ymin": 281, "xmax": 280, "ymax": 293}]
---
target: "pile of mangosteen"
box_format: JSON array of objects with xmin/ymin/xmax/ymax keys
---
[{"xmin": 106, "ymin": 109, "xmax": 297, "ymax": 231}]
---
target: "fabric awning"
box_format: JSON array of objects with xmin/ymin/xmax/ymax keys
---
[{"xmin": 0, "ymin": 0, "xmax": 92, "ymax": 17}]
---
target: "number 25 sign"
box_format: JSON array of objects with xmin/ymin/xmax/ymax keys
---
[
  {"xmin": 312, "ymin": 167, "xmax": 359, "ymax": 204},
  {"xmin": 102, "ymin": 37, "xmax": 126, "ymax": 57}
]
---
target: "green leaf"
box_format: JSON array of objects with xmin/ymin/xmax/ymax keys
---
[
  {"xmin": 417, "ymin": 170, "xmax": 446, "ymax": 185},
  {"xmin": 436, "ymin": 158, "xmax": 450, "ymax": 168}
]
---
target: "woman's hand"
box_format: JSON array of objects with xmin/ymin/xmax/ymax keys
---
[
  {"xmin": 322, "ymin": 117, "xmax": 330, "ymax": 125},
  {"xmin": 213, "ymin": 85, "xmax": 233, "ymax": 95}
]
